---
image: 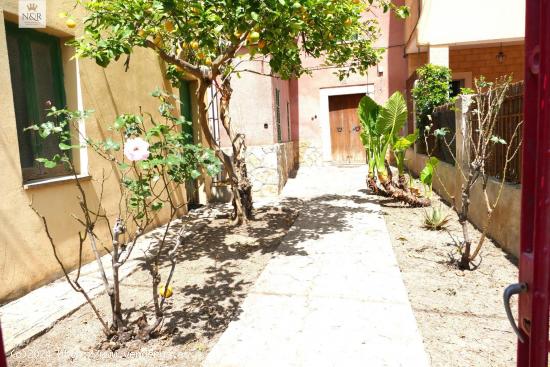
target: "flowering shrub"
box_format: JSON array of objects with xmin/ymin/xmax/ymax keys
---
[
  {"xmin": 124, "ymin": 137, "xmax": 150, "ymax": 161},
  {"xmin": 28, "ymin": 90, "xmax": 220, "ymax": 343}
]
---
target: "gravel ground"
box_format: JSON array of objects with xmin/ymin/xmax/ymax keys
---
[
  {"xmin": 377, "ymin": 189, "xmax": 518, "ymax": 367},
  {"xmin": 7, "ymin": 202, "xmax": 299, "ymax": 367}
]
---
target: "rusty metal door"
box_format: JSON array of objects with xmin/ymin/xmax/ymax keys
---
[{"xmin": 503, "ymin": 1, "xmax": 550, "ymax": 366}]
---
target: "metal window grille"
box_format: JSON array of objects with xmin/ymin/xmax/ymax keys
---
[
  {"xmin": 275, "ymin": 88, "xmax": 282, "ymax": 143},
  {"xmin": 208, "ymin": 85, "xmax": 224, "ymax": 183}
]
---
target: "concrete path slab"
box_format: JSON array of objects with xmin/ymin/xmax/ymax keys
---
[{"xmin": 204, "ymin": 165, "xmax": 429, "ymax": 367}]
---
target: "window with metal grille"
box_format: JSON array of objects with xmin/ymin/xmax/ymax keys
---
[
  {"xmin": 6, "ymin": 22, "xmax": 68, "ymax": 182},
  {"xmin": 286, "ymin": 101, "xmax": 291, "ymax": 142},
  {"xmin": 207, "ymin": 85, "xmax": 224, "ymax": 183},
  {"xmin": 275, "ymin": 88, "xmax": 282, "ymax": 143}
]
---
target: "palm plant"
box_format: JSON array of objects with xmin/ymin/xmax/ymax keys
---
[{"xmin": 358, "ymin": 92, "xmax": 430, "ymax": 207}]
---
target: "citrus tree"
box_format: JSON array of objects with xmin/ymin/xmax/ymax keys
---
[{"xmin": 69, "ymin": 0, "xmax": 408, "ymax": 224}]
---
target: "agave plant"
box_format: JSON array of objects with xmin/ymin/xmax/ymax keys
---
[
  {"xmin": 423, "ymin": 206, "xmax": 451, "ymax": 230},
  {"xmin": 358, "ymin": 92, "xmax": 430, "ymax": 207}
]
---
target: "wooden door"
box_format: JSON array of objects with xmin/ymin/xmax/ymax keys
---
[{"xmin": 329, "ymin": 93, "xmax": 367, "ymax": 164}]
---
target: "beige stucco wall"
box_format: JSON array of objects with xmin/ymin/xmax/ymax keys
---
[{"xmin": 0, "ymin": 2, "xmax": 190, "ymax": 302}]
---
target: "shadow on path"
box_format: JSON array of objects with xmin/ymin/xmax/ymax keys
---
[{"xmin": 128, "ymin": 191, "xmax": 378, "ymax": 345}]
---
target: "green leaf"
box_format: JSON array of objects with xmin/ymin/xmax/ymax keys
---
[
  {"xmin": 420, "ymin": 156, "xmax": 440, "ymax": 185},
  {"xmin": 59, "ymin": 143, "xmax": 73, "ymax": 151},
  {"xmin": 490, "ymin": 135, "xmax": 507, "ymax": 145},
  {"xmin": 393, "ymin": 129, "xmax": 419, "ymax": 152},
  {"xmin": 434, "ymin": 128, "xmax": 449, "ymax": 138},
  {"xmin": 377, "ymin": 92, "xmax": 407, "ymax": 136},
  {"xmin": 151, "ymin": 201, "xmax": 163, "ymax": 211},
  {"xmin": 118, "ymin": 162, "xmax": 130, "ymax": 170},
  {"xmin": 396, "ymin": 6, "xmax": 410, "ymax": 19},
  {"xmin": 36, "ymin": 158, "xmax": 58, "ymax": 169},
  {"xmin": 190, "ymin": 169, "xmax": 201, "ymax": 179},
  {"xmin": 357, "ymin": 95, "xmax": 380, "ymax": 134},
  {"xmin": 103, "ymin": 138, "xmax": 121, "ymax": 151}
]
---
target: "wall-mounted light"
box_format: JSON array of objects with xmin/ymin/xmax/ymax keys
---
[
  {"xmin": 496, "ymin": 43, "xmax": 506, "ymax": 64},
  {"xmin": 377, "ymin": 63, "xmax": 384, "ymax": 76}
]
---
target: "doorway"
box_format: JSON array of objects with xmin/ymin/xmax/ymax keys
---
[{"xmin": 328, "ymin": 93, "xmax": 367, "ymax": 164}]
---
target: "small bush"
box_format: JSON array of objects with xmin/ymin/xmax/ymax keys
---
[{"xmin": 412, "ymin": 64, "xmax": 452, "ymax": 130}]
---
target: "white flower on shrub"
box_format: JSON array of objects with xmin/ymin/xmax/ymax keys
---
[{"xmin": 124, "ymin": 137, "xmax": 150, "ymax": 161}]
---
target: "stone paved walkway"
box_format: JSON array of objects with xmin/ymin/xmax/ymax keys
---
[{"xmin": 204, "ymin": 165, "xmax": 429, "ymax": 367}]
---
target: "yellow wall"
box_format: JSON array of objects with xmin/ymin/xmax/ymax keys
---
[{"xmin": 0, "ymin": 1, "xmax": 189, "ymax": 302}]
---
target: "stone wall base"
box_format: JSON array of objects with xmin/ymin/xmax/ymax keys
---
[
  {"xmin": 247, "ymin": 142, "xmax": 297, "ymax": 197},
  {"xmin": 213, "ymin": 142, "xmax": 297, "ymax": 199}
]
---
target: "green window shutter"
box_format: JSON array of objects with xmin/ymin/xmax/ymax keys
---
[
  {"xmin": 5, "ymin": 22, "xmax": 67, "ymax": 181},
  {"xmin": 179, "ymin": 80, "xmax": 194, "ymax": 145},
  {"xmin": 275, "ymin": 88, "xmax": 282, "ymax": 143}
]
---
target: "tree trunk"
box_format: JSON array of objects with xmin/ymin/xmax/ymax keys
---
[
  {"xmin": 195, "ymin": 79, "xmax": 252, "ymax": 225},
  {"xmin": 458, "ymin": 179, "xmax": 473, "ymax": 270},
  {"xmin": 218, "ymin": 77, "xmax": 253, "ymax": 223},
  {"xmin": 397, "ymin": 174, "xmax": 409, "ymax": 192},
  {"xmin": 374, "ymin": 160, "xmax": 430, "ymax": 207}
]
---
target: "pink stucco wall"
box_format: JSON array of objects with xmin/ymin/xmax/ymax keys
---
[
  {"xmin": 290, "ymin": 6, "xmax": 407, "ymax": 151},
  {"xmin": 220, "ymin": 59, "xmax": 291, "ymax": 148},
  {"xmin": 219, "ymin": 4, "xmax": 407, "ymax": 157}
]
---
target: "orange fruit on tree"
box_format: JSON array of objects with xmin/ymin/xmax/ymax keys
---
[
  {"xmin": 158, "ymin": 285, "xmax": 173, "ymax": 298},
  {"xmin": 258, "ymin": 39, "xmax": 267, "ymax": 49},
  {"xmin": 190, "ymin": 41, "xmax": 200, "ymax": 50},
  {"xmin": 344, "ymin": 18, "xmax": 353, "ymax": 26},
  {"xmin": 247, "ymin": 31, "xmax": 260, "ymax": 44},
  {"xmin": 164, "ymin": 20, "xmax": 175, "ymax": 32},
  {"xmin": 205, "ymin": 57, "xmax": 212, "ymax": 66},
  {"xmin": 66, "ymin": 19, "xmax": 77, "ymax": 29}
]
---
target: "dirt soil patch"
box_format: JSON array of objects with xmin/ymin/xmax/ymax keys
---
[
  {"xmin": 8, "ymin": 201, "xmax": 299, "ymax": 367},
  {"xmin": 375, "ymin": 190, "xmax": 518, "ymax": 367}
]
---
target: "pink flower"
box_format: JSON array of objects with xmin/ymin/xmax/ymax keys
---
[{"xmin": 124, "ymin": 137, "xmax": 150, "ymax": 161}]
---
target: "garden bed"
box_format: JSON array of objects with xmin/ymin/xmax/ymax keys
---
[
  {"xmin": 8, "ymin": 201, "xmax": 299, "ymax": 367},
  {"xmin": 377, "ymin": 190, "xmax": 518, "ymax": 367}
]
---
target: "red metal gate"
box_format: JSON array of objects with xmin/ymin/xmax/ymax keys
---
[
  {"xmin": 0, "ymin": 324, "xmax": 6, "ymax": 367},
  {"xmin": 504, "ymin": 1, "xmax": 550, "ymax": 366}
]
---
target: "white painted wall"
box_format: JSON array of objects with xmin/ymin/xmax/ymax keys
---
[{"xmin": 416, "ymin": 0, "xmax": 525, "ymax": 47}]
